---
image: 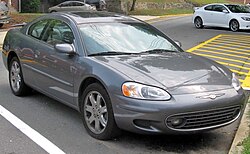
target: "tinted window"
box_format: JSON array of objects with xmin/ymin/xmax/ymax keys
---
[
  {"xmin": 28, "ymin": 20, "xmax": 48, "ymax": 39},
  {"xmin": 226, "ymin": 5, "xmax": 250, "ymax": 13},
  {"xmin": 72, "ymin": 2, "xmax": 85, "ymax": 6},
  {"xmin": 204, "ymin": 5, "xmax": 213, "ymax": 11},
  {"xmin": 59, "ymin": 2, "xmax": 70, "ymax": 7},
  {"xmin": 213, "ymin": 5, "xmax": 226, "ymax": 12},
  {"xmin": 43, "ymin": 20, "xmax": 74, "ymax": 46}
]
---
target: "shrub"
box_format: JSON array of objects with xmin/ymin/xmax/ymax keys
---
[{"xmin": 21, "ymin": 0, "xmax": 41, "ymax": 13}]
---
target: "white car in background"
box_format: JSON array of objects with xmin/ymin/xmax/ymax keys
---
[{"xmin": 193, "ymin": 4, "xmax": 250, "ymax": 31}]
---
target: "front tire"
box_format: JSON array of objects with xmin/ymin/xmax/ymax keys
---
[
  {"xmin": 230, "ymin": 20, "xmax": 239, "ymax": 32},
  {"xmin": 81, "ymin": 83, "xmax": 120, "ymax": 140},
  {"xmin": 194, "ymin": 17, "xmax": 204, "ymax": 29},
  {"xmin": 9, "ymin": 57, "xmax": 31, "ymax": 96}
]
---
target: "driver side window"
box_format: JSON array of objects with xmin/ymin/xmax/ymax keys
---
[{"xmin": 42, "ymin": 20, "xmax": 74, "ymax": 46}]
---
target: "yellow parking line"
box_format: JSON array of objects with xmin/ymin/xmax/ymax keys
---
[
  {"xmin": 201, "ymin": 46, "xmax": 250, "ymax": 56},
  {"xmin": 231, "ymin": 69, "xmax": 248, "ymax": 76},
  {"xmin": 187, "ymin": 35, "xmax": 222, "ymax": 52},
  {"xmin": 187, "ymin": 34, "xmax": 250, "ymax": 89},
  {"xmin": 242, "ymin": 75, "xmax": 250, "ymax": 88},
  {"xmin": 195, "ymin": 49, "xmax": 249, "ymax": 60},
  {"xmin": 222, "ymin": 34, "xmax": 250, "ymax": 38},
  {"xmin": 211, "ymin": 40, "xmax": 250, "ymax": 47},
  {"xmin": 215, "ymin": 38, "xmax": 250, "ymax": 44},
  {"xmin": 207, "ymin": 43, "xmax": 250, "ymax": 51},
  {"xmin": 217, "ymin": 61, "xmax": 250, "ymax": 71},
  {"xmin": 193, "ymin": 52, "xmax": 250, "ymax": 65}
]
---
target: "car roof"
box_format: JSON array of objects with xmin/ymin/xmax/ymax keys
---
[
  {"xmin": 53, "ymin": 11, "xmax": 142, "ymax": 24},
  {"xmin": 61, "ymin": 1, "xmax": 85, "ymax": 4}
]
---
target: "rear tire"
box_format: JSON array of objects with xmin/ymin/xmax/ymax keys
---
[
  {"xmin": 230, "ymin": 20, "xmax": 239, "ymax": 32},
  {"xmin": 0, "ymin": 23, "xmax": 4, "ymax": 28},
  {"xmin": 80, "ymin": 83, "xmax": 121, "ymax": 140},
  {"xmin": 194, "ymin": 17, "xmax": 204, "ymax": 29},
  {"xmin": 9, "ymin": 57, "xmax": 31, "ymax": 96}
]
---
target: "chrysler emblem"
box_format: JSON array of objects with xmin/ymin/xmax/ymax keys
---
[{"xmin": 197, "ymin": 93, "xmax": 225, "ymax": 100}]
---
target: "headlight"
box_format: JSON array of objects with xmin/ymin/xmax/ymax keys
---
[
  {"xmin": 232, "ymin": 73, "xmax": 241, "ymax": 91},
  {"xmin": 122, "ymin": 82, "xmax": 171, "ymax": 100},
  {"xmin": 241, "ymin": 17, "xmax": 250, "ymax": 21}
]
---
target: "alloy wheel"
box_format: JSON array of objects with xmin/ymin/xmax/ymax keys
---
[
  {"xmin": 10, "ymin": 61, "xmax": 22, "ymax": 92},
  {"xmin": 84, "ymin": 91, "xmax": 108, "ymax": 134}
]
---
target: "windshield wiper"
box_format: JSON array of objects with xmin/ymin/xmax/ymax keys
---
[
  {"xmin": 88, "ymin": 51, "xmax": 133, "ymax": 56},
  {"xmin": 140, "ymin": 49, "xmax": 176, "ymax": 54}
]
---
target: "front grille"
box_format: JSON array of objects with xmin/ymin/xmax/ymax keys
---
[{"xmin": 166, "ymin": 105, "xmax": 241, "ymax": 130}]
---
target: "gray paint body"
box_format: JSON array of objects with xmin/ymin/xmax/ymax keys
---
[{"xmin": 2, "ymin": 12, "xmax": 246, "ymax": 134}]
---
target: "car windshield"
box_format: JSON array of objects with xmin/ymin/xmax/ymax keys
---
[
  {"xmin": 79, "ymin": 22, "xmax": 180, "ymax": 56},
  {"xmin": 226, "ymin": 5, "xmax": 250, "ymax": 13}
]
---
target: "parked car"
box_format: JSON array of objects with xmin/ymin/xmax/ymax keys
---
[
  {"xmin": 48, "ymin": 1, "xmax": 96, "ymax": 13},
  {"xmin": 193, "ymin": 3, "xmax": 250, "ymax": 31},
  {"xmin": 85, "ymin": 0, "xmax": 106, "ymax": 11},
  {"xmin": 2, "ymin": 11, "xmax": 246, "ymax": 140},
  {"xmin": 0, "ymin": 1, "xmax": 10, "ymax": 27}
]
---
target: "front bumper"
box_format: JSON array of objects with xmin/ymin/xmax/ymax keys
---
[
  {"xmin": 0, "ymin": 16, "xmax": 10, "ymax": 24},
  {"xmin": 112, "ymin": 88, "xmax": 246, "ymax": 134},
  {"xmin": 239, "ymin": 20, "xmax": 250, "ymax": 30}
]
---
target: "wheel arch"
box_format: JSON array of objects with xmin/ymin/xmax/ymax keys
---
[
  {"xmin": 229, "ymin": 18, "xmax": 239, "ymax": 25},
  {"xmin": 78, "ymin": 76, "xmax": 108, "ymax": 112},
  {"xmin": 7, "ymin": 51, "xmax": 18, "ymax": 70}
]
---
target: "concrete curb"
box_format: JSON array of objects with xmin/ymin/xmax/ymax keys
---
[
  {"xmin": 146, "ymin": 14, "xmax": 192, "ymax": 23},
  {"xmin": 229, "ymin": 102, "xmax": 250, "ymax": 154},
  {"xmin": 132, "ymin": 14, "xmax": 192, "ymax": 23}
]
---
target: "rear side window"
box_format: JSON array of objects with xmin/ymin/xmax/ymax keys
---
[
  {"xmin": 28, "ymin": 20, "xmax": 48, "ymax": 39},
  {"xmin": 72, "ymin": 2, "xmax": 85, "ymax": 6},
  {"xmin": 204, "ymin": 5, "xmax": 213, "ymax": 11}
]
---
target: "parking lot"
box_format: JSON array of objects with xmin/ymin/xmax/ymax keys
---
[{"xmin": 187, "ymin": 34, "xmax": 250, "ymax": 89}]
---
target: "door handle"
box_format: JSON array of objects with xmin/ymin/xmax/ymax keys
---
[{"xmin": 34, "ymin": 50, "xmax": 40, "ymax": 58}]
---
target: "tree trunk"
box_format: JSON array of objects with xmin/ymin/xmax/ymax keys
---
[{"xmin": 130, "ymin": 0, "xmax": 136, "ymax": 11}]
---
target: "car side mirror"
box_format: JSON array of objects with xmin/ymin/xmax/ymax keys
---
[
  {"xmin": 174, "ymin": 41, "xmax": 182, "ymax": 47},
  {"xmin": 222, "ymin": 10, "xmax": 229, "ymax": 13},
  {"xmin": 55, "ymin": 43, "xmax": 75, "ymax": 55}
]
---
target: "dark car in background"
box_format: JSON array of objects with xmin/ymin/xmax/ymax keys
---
[
  {"xmin": 2, "ymin": 11, "xmax": 246, "ymax": 140},
  {"xmin": 85, "ymin": 0, "xmax": 106, "ymax": 10}
]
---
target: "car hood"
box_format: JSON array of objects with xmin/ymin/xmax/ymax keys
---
[{"xmin": 94, "ymin": 52, "xmax": 232, "ymax": 94}]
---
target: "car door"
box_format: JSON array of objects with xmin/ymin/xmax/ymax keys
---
[
  {"xmin": 211, "ymin": 5, "xmax": 229, "ymax": 27},
  {"xmin": 21, "ymin": 19, "xmax": 50, "ymax": 87},
  {"xmin": 201, "ymin": 5, "xmax": 214, "ymax": 25},
  {"xmin": 72, "ymin": 2, "xmax": 88, "ymax": 11},
  {"xmin": 58, "ymin": 2, "xmax": 71, "ymax": 12},
  {"xmin": 33, "ymin": 19, "xmax": 76, "ymax": 105}
]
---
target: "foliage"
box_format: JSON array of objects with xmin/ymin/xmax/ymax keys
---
[
  {"xmin": 21, "ymin": 0, "xmax": 41, "ymax": 13},
  {"xmin": 48, "ymin": 0, "xmax": 67, "ymax": 6},
  {"xmin": 129, "ymin": 8, "xmax": 193, "ymax": 16}
]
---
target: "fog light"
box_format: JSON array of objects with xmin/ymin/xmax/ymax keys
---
[{"xmin": 171, "ymin": 118, "xmax": 183, "ymax": 126}]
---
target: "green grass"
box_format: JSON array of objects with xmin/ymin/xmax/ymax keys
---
[
  {"xmin": 129, "ymin": 8, "xmax": 193, "ymax": 16},
  {"xmin": 242, "ymin": 130, "xmax": 250, "ymax": 154},
  {"xmin": 136, "ymin": 0, "xmax": 180, "ymax": 3},
  {"xmin": 188, "ymin": 0, "xmax": 229, "ymax": 5}
]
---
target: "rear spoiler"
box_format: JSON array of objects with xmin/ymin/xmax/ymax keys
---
[{"xmin": 193, "ymin": 7, "xmax": 200, "ymax": 11}]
